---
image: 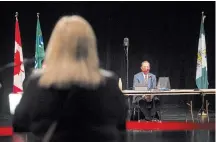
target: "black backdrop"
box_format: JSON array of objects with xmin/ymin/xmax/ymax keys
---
[{"xmin": 0, "ymin": 2, "xmax": 215, "ymax": 114}]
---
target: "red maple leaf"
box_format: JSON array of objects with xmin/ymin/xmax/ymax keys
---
[{"xmin": 14, "ymin": 50, "xmax": 24, "ymax": 76}]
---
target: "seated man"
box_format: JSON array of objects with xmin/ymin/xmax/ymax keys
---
[{"xmin": 133, "ymin": 61, "xmax": 160, "ymax": 121}]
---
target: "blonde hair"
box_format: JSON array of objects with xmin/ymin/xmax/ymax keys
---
[{"xmin": 38, "ymin": 15, "xmax": 104, "ymax": 88}]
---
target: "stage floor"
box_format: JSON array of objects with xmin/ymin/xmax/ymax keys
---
[
  {"xmin": 0, "ymin": 130, "xmax": 214, "ymax": 142},
  {"xmin": 0, "ymin": 104, "xmax": 214, "ymax": 142},
  {"xmin": 129, "ymin": 104, "xmax": 215, "ymax": 122},
  {"xmin": 126, "ymin": 130, "xmax": 215, "ymax": 142},
  {"xmin": 159, "ymin": 104, "xmax": 215, "ymax": 122}
]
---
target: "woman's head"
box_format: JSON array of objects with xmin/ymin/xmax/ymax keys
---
[{"xmin": 39, "ymin": 15, "xmax": 103, "ymax": 88}]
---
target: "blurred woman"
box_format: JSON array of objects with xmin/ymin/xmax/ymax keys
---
[{"xmin": 13, "ymin": 15, "xmax": 127, "ymax": 142}]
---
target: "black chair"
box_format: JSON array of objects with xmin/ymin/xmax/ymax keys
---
[
  {"xmin": 130, "ymin": 96, "xmax": 161, "ymax": 121},
  {"xmin": 152, "ymin": 96, "xmax": 161, "ymax": 120},
  {"xmin": 130, "ymin": 103, "xmax": 142, "ymax": 121}
]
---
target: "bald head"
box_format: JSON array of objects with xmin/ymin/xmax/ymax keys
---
[{"xmin": 141, "ymin": 61, "xmax": 150, "ymax": 74}]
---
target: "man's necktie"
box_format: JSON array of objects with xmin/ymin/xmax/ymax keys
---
[
  {"xmin": 144, "ymin": 74, "xmax": 152, "ymax": 101},
  {"xmin": 144, "ymin": 75, "xmax": 148, "ymax": 86}
]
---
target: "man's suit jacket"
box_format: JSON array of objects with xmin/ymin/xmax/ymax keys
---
[{"xmin": 132, "ymin": 72, "xmax": 157, "ymax": 103}]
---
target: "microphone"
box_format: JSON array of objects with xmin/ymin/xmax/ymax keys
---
[
  {"xmin": 123, "ymin": 37, "xmax": 129, "ymax": 47},
  {"xmin": 23, "ymin": 58, "xmax": 35, "ymax": 64},
  {"xmin": 0, "ymin": 58, "xmax": 35, "ymax": 72},
  {"xmin": 12, "ymin": 58, "xmax": 35, "ymax": 67}
]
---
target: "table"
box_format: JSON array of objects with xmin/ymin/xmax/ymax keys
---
[
  {"xmin": 122, "ymin": 89, "xmax": 216, "ymax": 121},
  {"xmin": 122, "ymin": 89, "xmax": 216, "ymax": 95}
]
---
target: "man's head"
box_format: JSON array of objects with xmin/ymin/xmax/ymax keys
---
[{"xmin": 141, "ymin": 61, "xmax": 150, "ymax": 74}]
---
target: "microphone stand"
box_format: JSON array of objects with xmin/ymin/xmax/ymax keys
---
[
  {"xmin": 123, "ymin": 37, "xmax": 131, "ymax": 121},
  {"xmin": 124, "ymin": 44, "xmax": 131, "ymax": 120},
  {"xmin": 123, "ymin": 37, "xmax": 129, "ymax": 90},
  {"xmin": 125, "ymin": 46, "xmax": 129, "ymax": 90}
]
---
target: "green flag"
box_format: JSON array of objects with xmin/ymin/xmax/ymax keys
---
[
  {"xmin": 35, "ymin": 15, "xmax": 45, "ymax": 69},
  {"xmin": 196, "ymin": 12, "xmax": 208, "ymax": 89}
]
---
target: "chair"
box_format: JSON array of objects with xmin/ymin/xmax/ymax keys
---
[
  {"xmin": 130, "ymin": 103, "xmax": 141, "ymax": 121},
  {"xmin": 130, "ymin": 96, "xmax": 161, "ymax": 121},
  {"xmin": 152, "ymin": 96, "xmax": 161, "ymax": 120}
]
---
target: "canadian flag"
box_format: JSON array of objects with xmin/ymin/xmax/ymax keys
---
[{"xmin": 13, "ymin": 14, "xmax": 25, "ymax": 93}]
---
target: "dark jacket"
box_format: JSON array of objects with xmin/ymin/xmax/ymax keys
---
[{"xmin": 13, "ymin": 69, "xmax": 127, "ymax": 142}]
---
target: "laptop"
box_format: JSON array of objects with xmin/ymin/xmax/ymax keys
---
[
  {"xmin": 134, "ymin": 86, "xmax": 148, "ymax": 91},
  {"xmin": 157, "ymin": 77, "xmax": 171, "ymax": 90},
  {"xmin": 134, "ymin": 83, "xmax": 148, "ymax": 91}
]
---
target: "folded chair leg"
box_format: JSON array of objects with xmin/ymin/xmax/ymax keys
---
[
  {"xmin": 132, "ymin": 108, "xmax": 135, "ymax": 120},
  {"xmin": 138, "ymin": 109, "xmax": 140, "ymax": 122},
  {"xmin": 206, "ymin": 100, "xmax": 209, "ymax": 122},
  {"xmin": 190, "ymin": 101, "xmax": 194, "ymax": 122},
  {"xmin": 158, "ymin": 110, "xmax": 161, "ymax": 120},
  {"xmin": 186, "ymin": 100, "xmax": 194, "ymax": 122}
]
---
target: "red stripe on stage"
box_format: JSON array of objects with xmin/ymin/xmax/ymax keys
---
[
  {"xmin": 126, "ymin": 121, "xmax": 215, "ymax": 131},
  {"xmin": 0, "ymin": 121, "xmax": 214, "ymax": 136},
  {"xmin": 0, "ymin": 127, "xmax": 13, "ymax": 136}
]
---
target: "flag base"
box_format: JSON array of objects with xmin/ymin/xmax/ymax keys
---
[
  {"xmin": 198, "ymin": 94, "xmax": 209, "ymax": 117},
  {"xmin": 198, "ymin": 110, "xmax": 207, "ymax": 116}
]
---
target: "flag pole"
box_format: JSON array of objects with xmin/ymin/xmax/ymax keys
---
[
  {"xmin": 15, "ymin": 12, "xmax": 18, "ymax": 20},
  {"xmin": 35, "ymin": 13, "xmax": 39, "ymax": 69},
  {"xmin": 202, "ymin": 11, "xmax": 206, "ymax": 22},
  {"xmin": 198, "ymin": 11, "xmax": 208, "ymax": 117}
]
